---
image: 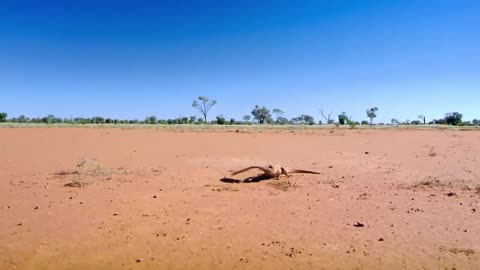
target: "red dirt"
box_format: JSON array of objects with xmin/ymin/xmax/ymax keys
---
[{"xmin": 0, "ymin": 128, "xmax": 479, "ymax": 269}]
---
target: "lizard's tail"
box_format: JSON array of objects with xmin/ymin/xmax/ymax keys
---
[{"xmin": 290, "ymin": 169, "xmax": 321, "ymax": 174}]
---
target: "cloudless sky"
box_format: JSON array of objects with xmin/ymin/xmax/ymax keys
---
[{"xmin": 1, "ymin": 0, "xmax": 479, "ymax": 123}]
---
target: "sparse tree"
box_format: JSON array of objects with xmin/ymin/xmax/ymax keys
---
[
  {"xmin": 276, "ymin": 117, "xmax": 290, "ymax": 125},
  {"xmin": 272, "ymin": 108, "xmax": 284, "ymax": 124},
  {"xmin": 251, "ymin": 105, "xmax": 272, "ymax": 124},
  {"xmin": 291, "ymin": 115, "xmax": 315, "ymax": 125},
  {"xmin": 418, "ymin": 115, "xmax": 426, "ymax": 125},
  {"xmin": 320, "ymin": 108, "xmax": 332, "ymax": 125},
  {"xmin": 192, "ymin": 96, "xmax": 217, "ymax": 124},
  {"xmin": 366, "ymin": 107, "xmax": 379, "ymax": 125},
  {"xmin": 411, "ymin": 120, "xmax": 421, "ymax": 125},
  {"xmin": 391, "ymin": 118, "xmax": 400, "ymax": 125}
]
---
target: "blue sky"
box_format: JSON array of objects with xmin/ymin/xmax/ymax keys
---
[{"xmin": 1, "ymin": 0, "xmax": 479, "ymax": 123}]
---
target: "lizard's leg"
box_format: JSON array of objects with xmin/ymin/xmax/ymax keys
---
[{"xmin": 281, "ymin": 167, "xmax": 291, "ymax": 178}]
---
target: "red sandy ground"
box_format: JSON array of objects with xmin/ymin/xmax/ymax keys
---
[{"xmin": 0, "ymin": 128, "xmax": 479, "ymax": 270}]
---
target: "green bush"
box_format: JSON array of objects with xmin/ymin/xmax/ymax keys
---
[
  {"xmin": 445, "ymin": 112, "xmax": 462, "ymax": 126},
  {"xmin": 0, "ymin": 112, "xmax": 7, "ymax": 122},
  {"xmin": 216, "ymin": 115, "xmax": 226, "ymax": 125}
]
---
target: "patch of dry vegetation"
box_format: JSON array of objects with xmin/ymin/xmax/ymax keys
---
[
  {"xmin": 400, "ymin": 176, "xmax": 480, "ymax": 197},
  {"xmin": 56, "ymin": 158, "xmax": 112, "ymax": 188},
  {"xmin": 413, "ymin": 176, "xmax": 446, "ymax": 188},
  {"xmin": 267, "ymin": 181, "xmax": 298, "ymax": 191}
]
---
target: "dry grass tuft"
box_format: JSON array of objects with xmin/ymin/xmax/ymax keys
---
[
  {"xmin": 413, "ymin": 177, "xmax": 445, "ymax": 188},
  {"xmin": 60, "ymin": 158, "xmax": 110, "ymax": 188}
]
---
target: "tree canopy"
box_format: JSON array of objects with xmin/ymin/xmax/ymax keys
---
[{"xmin": 192, "ymin": 96, "xmax": 217, "ymax": 124}]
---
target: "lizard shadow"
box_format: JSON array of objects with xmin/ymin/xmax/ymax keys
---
[{"xmin": 220, "ymin": 174, "xmax": 273, "ymax": 184}]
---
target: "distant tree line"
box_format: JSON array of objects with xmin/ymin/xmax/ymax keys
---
[{"xmin": 0, "ymin": 97, "xmax": 477, "ymax": 127}]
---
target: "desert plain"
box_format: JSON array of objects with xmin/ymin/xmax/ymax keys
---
[{"xmin": 0, "ymin": 127, "xmax": 479, "ymax": 269}]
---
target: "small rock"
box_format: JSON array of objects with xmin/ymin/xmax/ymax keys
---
[
  {"xmin": 365, "ymin": 152, "xmax": 369, "ymax": 155},
  {"xmin": 353, "ymin": 222, "xmax": 365, "ymax": 228},
  {"xmin": 328, "ymin": 166, "xmax": 333, "ymax": 169},
  {"xmin": 136, "ymin": 259, "xmax": 142, "ymax": 263},
  {"xmin": 378, "ymin": 238, "xmax": 384, "ymax": 241},
  {"xmin": 446, "ymin": 192, "xmax": 457, "ymax": 197},
  {"xmin": 113, "ymin": 213, "xmax": 118, "ymax": 216},
  {"xmin": 34, "ymin": 206, "xmax": 39, "ymax": 210},
  {"xmin": 153, "ymin": 195, "xmax": 157, "ymax": 199},
  {"xmin": 17, "ymin": 222, "xmax": 23, "ymax": 226}
]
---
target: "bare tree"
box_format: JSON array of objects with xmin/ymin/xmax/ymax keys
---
[
  {"xmin": 320, "ymin": 107, "xmax": 333, "ymax": 124},
  {"xmin": 192, "ymin": 96, "xmax": 217, "ymax": 124}
]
